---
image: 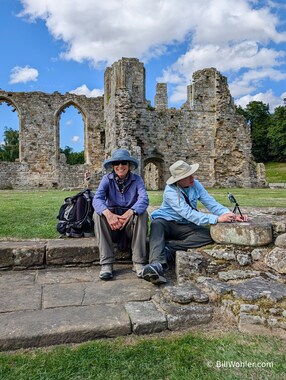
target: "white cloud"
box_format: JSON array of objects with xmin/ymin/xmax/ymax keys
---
[
  {"xmin": 192, "ymin": 0, "xmax": 286, "ymax": 45},
  {"xmin": 235, "ymin": 90, "xmax": 284, "ymax": 112},
  {"xmin": 69, "ymin": 84, "xmax": 103, "ymax": 97},
  {"xmin": 9, "ymin": 65, "xmax": 39, "ymax": 84},
  {"xmin": 160, "ymin": 42, "xmax": 286, "ymax": 102},
  {"xmin": 65, "ymin": 120, "xmax": 73, "ymax": 126},
  {"xmin": 229, "ymin": 67, "xmax": 286, "ymax": 97},
  {"xmin": 17, "ymin": 0, "xmax": 286, "ymax": 106},
  {"xmin": 17, "ymin": 0, "xmax": 286, "ymax": 65},
  {"xmin": 18, "ymin": 0, "xmax": 197, "ymax": 65},
  {"xmin": 72, "ymin": 135, "xmax": 80, "ymax": 143}
]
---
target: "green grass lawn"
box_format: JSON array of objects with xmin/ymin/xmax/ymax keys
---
[
  {"xmin": 264, "ymin": 162, "xmax": 286, "ymax": 183},
  {"xmin": 0, "ymin": 188, "xmax": 285, "ymax": 240},
  {"xmin": 0, "ymin": 162, "xmax": 285, "ymax": 239},
  {"xmin": 0, "ymin": 331, "xmax": 285, "ymax": 380}
]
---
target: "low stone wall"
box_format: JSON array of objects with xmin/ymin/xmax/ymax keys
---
[
  {"xmin": 0, "ymin": 239, "xmax": 134, "ymax": 270},
  {"xmin": 175, "ymin": 212, "xmax": 286, "ymax": 338}
]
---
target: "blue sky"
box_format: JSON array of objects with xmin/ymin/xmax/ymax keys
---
[{"xmin": 1, "ymin": 0, "xmax": 286, "ymax": 152}]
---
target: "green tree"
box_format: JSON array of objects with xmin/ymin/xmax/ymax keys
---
[
  {"xmin": 268, "ymin": 105, "xmax": 286, "ymax": 161},
  {"xmin": 0, "ymin": 127, "xmax": 19, "ymax": 162},
  {"xmin": 237, "ymin": 101, "xmax": 271, "ymax": 162},
  {"xmin": 60, "ymin": 146, "xmax": 84, "ymax": 165}
]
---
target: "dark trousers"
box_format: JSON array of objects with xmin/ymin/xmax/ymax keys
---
[{"xmin": 149, "ymin": 218, "xmax": 214, "ymax": 264}]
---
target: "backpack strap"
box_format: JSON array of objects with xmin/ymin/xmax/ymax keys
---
[
  {"xmin": 73, "ymin": 190, "xmax": 93, "ymax": 229},
  {"xmin": 181, "ymin": 190, "xmax": 198, "ymax": 211}
]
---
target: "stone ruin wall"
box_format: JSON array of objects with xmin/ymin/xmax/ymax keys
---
[
  {"xmin": 0, "ymin": 92, "xmax": 105, "ymax": 189},
  {"xmin": 0, "ymin": 57, "xmax": 267, "ymax": 190}
]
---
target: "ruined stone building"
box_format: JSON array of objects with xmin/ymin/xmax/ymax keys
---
[{"xmin": 0, "ymin": 57, "xmax": 266, "ymax": 190}]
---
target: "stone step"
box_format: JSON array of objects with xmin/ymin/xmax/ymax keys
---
[
  {"xmin": 0, "ymin": 238, "xmax": 132, "ymax": 270},
  {"xmin": 0, "ymin": 266, "xmax": 214, "ymax": 351}
]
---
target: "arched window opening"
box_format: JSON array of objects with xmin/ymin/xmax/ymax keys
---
[
  {"xmin": 144, "ymin": 162, "xmax": 160, "ymax": 190},
  {"xmin": 59, "ymin": 104, "xmax": 84, "ymax": 165},
  {"xmin": 0, "ymin": 100, "xmax": 19, "ymax": 162}
]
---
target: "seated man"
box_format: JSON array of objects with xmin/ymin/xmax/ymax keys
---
[
  {"xmin": 93, "ymin": 149, "xmax": 149, "ymax": 280},
  {"xmin": 142, "ymin": 160, "xmax": 248, "ymax": 285}
]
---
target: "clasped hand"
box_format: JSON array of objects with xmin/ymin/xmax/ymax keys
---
[{"xmin": 103, "ymin": 209, "xmax": 134, "ymax": 230}]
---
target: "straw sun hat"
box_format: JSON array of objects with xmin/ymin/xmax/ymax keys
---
[{"xmin": 166, "ymin": 160, "xmax": 199, "ymax": 185}]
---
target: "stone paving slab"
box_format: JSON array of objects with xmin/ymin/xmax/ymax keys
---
[
  {"xmin": 0, "ymin": 304, "xmax": 131, "ymax": 351},
  {"xmin": 0, "ymin": 265, "xmax": 157, "ymax": 350},
  {"xmin": 36, "ymin": 267, "xmax": 98, "ymax": 284},
  {"xmin": 82, "ymin": 280, "xmax": 154, "ymax": 305},
  {"xmin": 43, "ymin": 279, "xmax": 154, "ymax": 309},
  {"xmin": 125, "ymin": 301, "xmax": 167, "ymax": 334},
  {"xmin": 0, "ymin": 271, "xmax": 36, "ymax": 286},
  {"xmin": 0, "ymin": 285, "xmax": 42, "ymax": 313},
  {"xmin": 43, "ymin": 283, "xmax": 87, "ymax": 309}
]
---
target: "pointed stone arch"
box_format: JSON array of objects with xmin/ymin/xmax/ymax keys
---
[
  {"xmin": 0, "ymin": 96, "xmax": 21, "ymax": 162},
  {"xmin": 54, "ymin": 100, "xmax": 88, "ymax": 164}
]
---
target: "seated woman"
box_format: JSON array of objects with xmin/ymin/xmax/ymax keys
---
[{"xmin": 93, "ymin": 149, "xmax": 149, "ymax": 280}]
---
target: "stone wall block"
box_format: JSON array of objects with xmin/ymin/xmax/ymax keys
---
[
  {"xmin": 210, "ymin": 222, "xmax": 273, "ymax": 246},
  {"xmin": 176, "ymin": 250, "xmax": 205, "ymax": 284},
  {"xmin": 152, "ymin": 293, "xmax": 213, "ymax": 331},
  {"xmin": 0, "ymin": 241, "xmax": 45, "ymax": 269},
  {"xmin": 239, "ymin": 312, "xmax": 286, "ymax": 339},
  {"xmin": 251, "ymin": 248, "xmax": 269, "ymax": 261},
  {"xmin": 265, "ymin": 247, "xmax": 286, "ymax": 274},
  {"xmin": 46, "ymin": 238, "xmax": 99, "ymax": 265},
  {"xmin": 162, "ymin": 284, "xmax": 209, "ymax": 304},
  {"xmin": 124, "ymin": 301, "xmax": 167, "ymax": 334},
  {"xmin": 275, "ymin": 233, "xmax": 286, "ymax": 248}
]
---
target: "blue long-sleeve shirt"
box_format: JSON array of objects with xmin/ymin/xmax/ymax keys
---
[
  {"xmin": 93, "ymin": 172, "xmax": 149, "ymax": 215},
  {"xmin": 150, "ymin": 180, "xmax": 230, "ymax": 225}
]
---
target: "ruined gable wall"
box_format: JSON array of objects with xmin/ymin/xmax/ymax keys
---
[
  {"xmin": 0, "ymin": 91, "xmax": 105, "ymax": 189},
  {"xmin": 103, "ymin": 59, "xmax": 264, "ymax": 188}
]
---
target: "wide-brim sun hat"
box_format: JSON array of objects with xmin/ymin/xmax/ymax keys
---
[
  {"xmin": 166, "ymin": 160, "xmax": 199, "ymax": 185},
  {"xmin": 103, "ymin": 149, "xmax": 139, "ymax": 170}
]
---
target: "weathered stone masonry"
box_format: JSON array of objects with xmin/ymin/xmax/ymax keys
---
[{"xmin": 0, "ymin": 57, "xmax": 266, "ymax": 190}]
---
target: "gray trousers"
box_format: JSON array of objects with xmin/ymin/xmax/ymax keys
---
[
  {"xmin": 149, "ymin": 218, "xmax": 214, "ymax": 264},
  {"xmin": 94, "ymin": 211, "xmax": 148, "ymax": 265}
]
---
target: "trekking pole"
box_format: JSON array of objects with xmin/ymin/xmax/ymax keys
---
[{"xmin": 227, "ymin": 193, "xmax": 243, "ymax": 218}]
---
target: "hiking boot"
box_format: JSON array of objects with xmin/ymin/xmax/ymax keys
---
[
  {"xmin": 142, "ymin": 262, "xmax": 167, "ymax": 285},
  {"xmin": 132, "ymin": 263, "xmax": 145, "ymax": 278},
  {"xmin": 99, "ymin": 264, "xmax": 113, "ymax": 280}
]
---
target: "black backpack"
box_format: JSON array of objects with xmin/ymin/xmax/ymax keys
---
[{"xmin": 56, "ymin": 189, "xmax": 95, "ymax": 237}]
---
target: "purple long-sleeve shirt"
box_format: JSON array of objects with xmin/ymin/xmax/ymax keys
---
[{"xmin": 93, "ymin": 172, "xmax": 149, "ymax": 215}]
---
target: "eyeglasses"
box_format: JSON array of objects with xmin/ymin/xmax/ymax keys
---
[{"xmin": 112, "ymin": 161, "xmax": 129, "ymax": 166}]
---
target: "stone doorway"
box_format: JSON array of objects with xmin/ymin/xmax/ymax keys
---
[{"xmin": 143, "ymin": 159, "xmax": 163, "ymax": 190}]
